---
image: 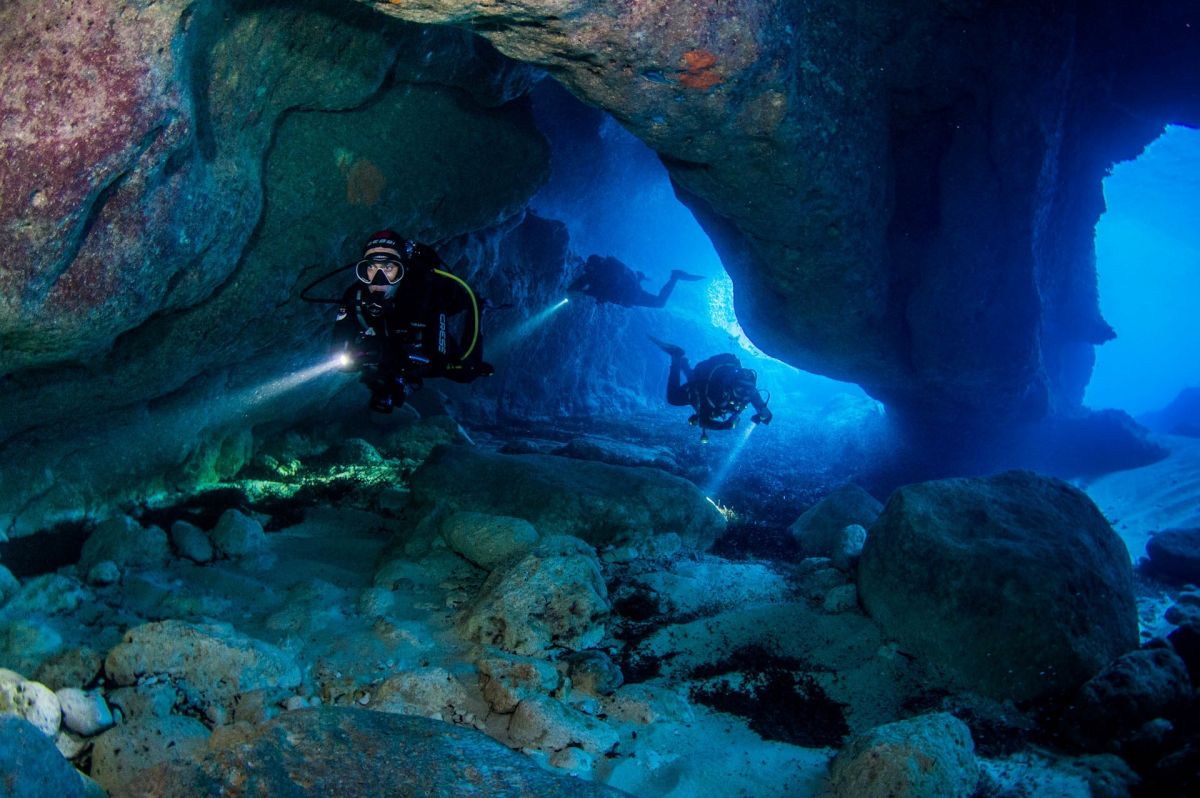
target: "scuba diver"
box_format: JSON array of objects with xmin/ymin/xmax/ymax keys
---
[
  {"xmin": 568, "ymin": 254, "xmax": 705, "ymax": 308},
  {"xmin": 651, "ymin": 337, "xmax": 772, "ymax": 443},
  {"xmin": 322, "ymin": 230, "xmax": 493, "ymax": 413}
]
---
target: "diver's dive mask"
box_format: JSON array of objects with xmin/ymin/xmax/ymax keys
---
[{"xmin": 355, "ymin": 254, "xmax": 405, "ymax": 285}]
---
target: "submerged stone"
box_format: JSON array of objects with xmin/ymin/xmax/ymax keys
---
[
  {"xmin": 789, "ymin": 484, "xmax": 882, "ymax": 558},
  {"xmin": 1146, "ymin": 527, "xmax": 1200, "ymax": 583},
  {"xmin": 459, "ymin": 536, "xmax": 609, "ymax": 657},
  {"xmin": 104, "ymin": 620, "xmax": 301, "ymax": 719},
  {"xmin": 409, "ymin": 445, "xmax": 724, "ymax": 550},
  {"xmin": 828, "ymin": 713, "xmax": 979, "ymax": 798},
  {"xmin": 0, "ymin": 716, "xmax": 92, "ymax": 798},
  {"xmin": 858, "ymin": 471, "xmax": 1139, "ymax": 702},
  {"xmin": 115, "ymin": 707, "xmax": 629, "ymax": 797}
]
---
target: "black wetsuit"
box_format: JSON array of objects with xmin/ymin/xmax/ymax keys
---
[
  {"xmin": 667, "ymin": 353, "xmax": 769, "ymax": 430},
  {"xmin": 568, "ymin": 255, "xmax": 684, "ymax": 308},
  {"xmin": 333, "ymin": 258, "xmax": 486, "ymax": 386}
]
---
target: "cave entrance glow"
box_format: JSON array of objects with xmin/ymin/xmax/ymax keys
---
[
  {"xmin": 1086, "ymin": 124, "xmax": 1200, "ymax": 418},
  {"xmin": 528, "ymin": 79, "xmax": 865, "ymax": 413}
]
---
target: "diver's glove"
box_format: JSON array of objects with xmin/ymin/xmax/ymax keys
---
[{"xmin": 751, "ymin": 409, "xmax": 773, "ymax": 425}]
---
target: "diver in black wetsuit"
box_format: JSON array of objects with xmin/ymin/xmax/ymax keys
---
[
  {"xmin": 652, "ymin": 337, "xmax": 772, "ymax": 442},
  {"xmin": 568, "ymin": 254, "xmax": 704, "ymax": 308},
  {"xmin": 333, "ymin": 230, "xmax": 493, "ymax": 413}
]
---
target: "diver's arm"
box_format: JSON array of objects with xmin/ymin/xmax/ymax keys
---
[{"xmin": 748, "ymin": 389, "xmax": 772, "ymax": 423}]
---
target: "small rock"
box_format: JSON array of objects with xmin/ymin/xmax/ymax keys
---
[
  {"xmin": 33, "ymin": 647, "xmax": 103, "ymax": 690},
  {"xmin": 90, "ymin": 715, "xmax": 210, "ymax": 795},
  {"xmin": 86, "ymin": 561, "xmax": 120, "ymax": 586},
  {"xmin": 566, "ymin": 650, "xmax": 623, "ymax": 696},
  {"xmin": 441, "ymin": 511, "xmax": 539, "ymax": 571},
  {"xmin": 78, "ymin": 515, "xmax": 169, "ymax": 574},
  {"xmin": 55, "ymin": 687, "xmax": 114, "ymax": 736},
  {"xmin": 508, "ymin": 693, "xmax": 619, "ymax": 754},
  {"xmin": 209, "ymin": 509, "xmax": 267, "ymax": 558},
  {"xmin": 1146, "ymin": 528, "xmax": 1200, "ymax": 583},
  {"xmin": 1, "ymin": 573, "xmax": 92, "ymax": 617},
  {"xmin": 54, "ymin": 728, "xmax": 88, "ymax": 760},
  {"xmin": 601, "ymin": 546, "xmax": 639, "ymax": 564},
  {"xmin": 831, "ymin": 524, "xmax": 867, "ymax": 572},
  {"xmin": 358, "ymin": 587, "xmax": 396, "ymax": 617},
  {"xmin": 549, "ymin": 745, "xmax": 595, "ymax": 774},
  {"xmin": 829, "ymin": 713, "xmax": 979, "ymax": 798},
  {"xmin": 823, "ymin": 583, "xmax": 859, "ymax": 613},
  {"xmin": 602, "ymin": 683, "xmax": 694, "ymax": 725},
  {"xmin": 0, "ymin": 677, "xmax": 62, "ymax": 736},
  {"xmin": 170, "ymin": 521, "xmax": 214, "ymax": 563}
]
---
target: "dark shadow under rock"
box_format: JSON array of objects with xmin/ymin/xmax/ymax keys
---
[{"xmin": 116, "ymin": 707, "xmax": 629, "ymax": 798}]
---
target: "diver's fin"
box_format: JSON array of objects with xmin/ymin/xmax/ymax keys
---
[
  {"xmin": 671, "ymin": 270, "xmax": 706, "ymax": 281},
  {"xmin": 648, "ymin": 335, "xmax": 685, "ymax": 359}
]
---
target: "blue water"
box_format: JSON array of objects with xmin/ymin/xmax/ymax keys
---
[
  {"xmin": 1086, "ymin": 124, "xmax": 1200, "ymax": 417},
  {"xmin": 528, "ymin": 79, "xmax": 864, "ymax": 407}
]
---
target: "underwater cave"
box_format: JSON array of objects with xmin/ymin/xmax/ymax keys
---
[{"xmin": 1, "ymin": 1, "xmax": 1199, "ymax": 796}]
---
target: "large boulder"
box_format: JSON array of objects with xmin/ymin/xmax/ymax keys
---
[
  {"xmin": 0, "ymin": 716, "xmax": 93, "ymax": 798},
  {"xmin": 858, "ymin": 471, "xmax": 1138, "ymax": 702},
  {"xmin": 409, "ymin": 445, "xmax": 724, "ymax": 549},
  {"xmin": 116, "ymin": 707, "xmax": 629, "ymax": 798},
  {"xmin": 104, "ymin": 621, "xmax": 301, "ymax": 721},
  {"xmin": 459, "ymin": 536, "xmax": 610, "ymax": 656}
]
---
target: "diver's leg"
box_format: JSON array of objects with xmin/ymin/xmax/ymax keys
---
[
  {"xmin": 644, "ymin": 273, "xmax": 681, "ymax": 308},
  {"xmin": 666, "ymin": 355, "xmax": 692, "ymax": 406}
]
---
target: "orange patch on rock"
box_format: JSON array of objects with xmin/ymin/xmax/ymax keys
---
[
  {"xmin": 679, "ymin": 49, "xmax": 723, "ymax": 90},
  {"xmin": 346, "ymin": 159, "xmax": 386, "ymax": 206}
]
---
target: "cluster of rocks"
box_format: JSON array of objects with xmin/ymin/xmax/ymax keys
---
[{"xmin": 2, "ymin": 434, "xmax": 1197, "ymax": 797}]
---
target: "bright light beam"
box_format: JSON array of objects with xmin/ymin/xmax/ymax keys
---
[
  {"xmin": 489, "ymin": 298, "xmax": 570, "ymax": 358},
  {"xmin": 228, "ymin": 356, "xmax": 344, "ymax": 411},
  {"xmin": 704, "ymin": 421, "xmax": 758, "ymax": 500}
]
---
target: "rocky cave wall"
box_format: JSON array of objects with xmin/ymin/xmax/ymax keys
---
[
  {"xmin": 0, "ymin": 0, "xmax": 553, "ymax": 536},
  {"xmin": 369, "ymin": 0, "xmax": 1200, "ymax": 422},
  {"xmin": 2, "ymin": 0, "xmax": 1198, "ymax": 534}
]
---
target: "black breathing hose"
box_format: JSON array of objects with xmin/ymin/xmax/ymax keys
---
[{"xmin": 299, "ymin": 263, "xmax": 355, "ymax": 304}]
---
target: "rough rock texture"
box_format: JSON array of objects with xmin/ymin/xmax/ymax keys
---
[
  {"xmin": 1061, "ymin": 648, "xmax": 1194, "ymax": 749},
  {"xmin": 508, "ymin": 692, "xmax": 620, "ymax": 755},
  {"xmin": 0, "ymin": 0, "xmax": 547, "ymax": 537},
  {"xmin": 441, "ymin": 511, "xmax": 540, "ymax": 570},
  {"xmin": 90, "ymin": 715, "xmax": 211, "ymax": 796},
  {"xmin": 115, "ymin": 706, "xmax": 629, "ymax": 798},
  {"xmin": 0, "ymin": 716, "xmax": 92, "ymax": 798},
  {"xmin": 104, "ymin": 620, "xmax": 301, "ymax": 719},
  {"xmin": 410, "ymin": 445, "xmax": 725, "ymax": 549},
  {"xmin": 78, "ymin": 516, "xmax": 169, "ymax": 574},
  {"xmin": 459, "ymin": 535, "xmax": 610, "ymax": 656},
  {"xmin": 369, "ymin": 0, "xmax": 1200, "ymax": 425},
  {"xmin": 858, "ymin": 471, "xmax": 1139, "ymax": 702},
  {"xmin": 789, "ymin": 484, "xmax": 883, "ymax": 558},
  {"xmin": 828, "ymin": 713, "xmax": 979, "ymax": 798},
  {"xmin": 1146, "ymin": 527, "xmax": 1200, "ymax": 583}
]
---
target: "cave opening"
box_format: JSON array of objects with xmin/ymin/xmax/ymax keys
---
[
  {"xmin": 1085, "ymin": 124, "xmax": 1200, "ymax": 425},
  {"xmin": 499, "ymin": 79, "xmax": 887, "ymax": 517}
]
